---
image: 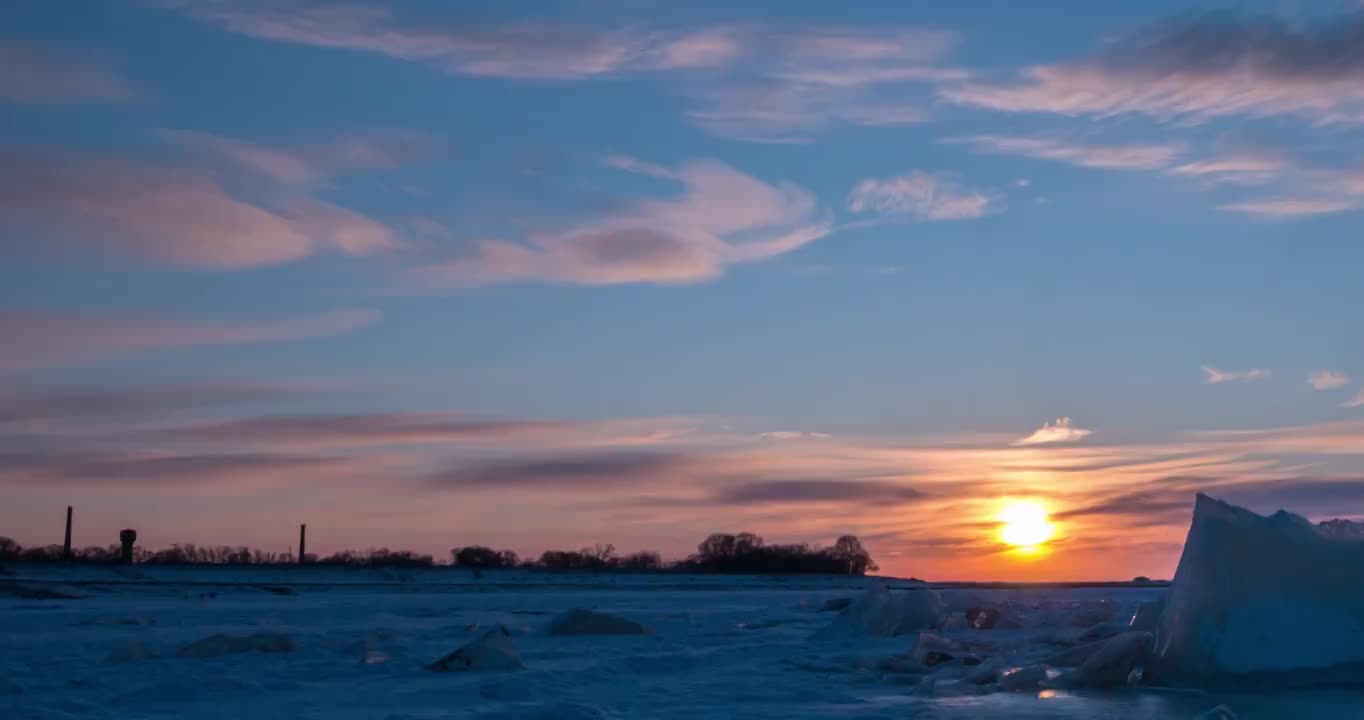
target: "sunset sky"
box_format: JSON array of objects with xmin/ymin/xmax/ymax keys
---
[{"xmin": 4, "ymin": 1, "xmax": 1364, "ymax": 581}]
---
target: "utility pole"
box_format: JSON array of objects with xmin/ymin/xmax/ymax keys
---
[
  {"xmin": 63, "ymin": 506, "xmax": 73, "ymax": 561},
  {"xmin": 298, "ymin": 524, "xmax": 307, "ymax": 565}
]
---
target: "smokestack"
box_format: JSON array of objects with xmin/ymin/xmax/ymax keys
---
[
  {"xmin": 63, "ymin": 506, "xmax": 73, "ymax": 561},
  {"xmin": 298, "ymin": 524, "xmax": 307, "ymax": 565}
]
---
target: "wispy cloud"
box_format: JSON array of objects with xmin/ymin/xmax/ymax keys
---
[
  {"xmin": 0, "ymin": 147, "xmax": 401, "ymax": 269},
  {"xmin": 602, "ymin": 155, "xmax": 677, "ymax": 180},
  {"xmin": 941, "ymin": 12, "xmax": 1364, "ymax": 123},
  {"xmin": 0, "ymin": 307, "xmax": 379, "ymax": 371},
  {"xmin": 409, "ymin": 159, "xmax": 830, "ymax": 287},
  {"xmin": 1217, "ymin": 197, "xmax": 1357, "ymax": 218},
  {"xmin": 1202, "ymin": 365, "xmax": 1272, "ymax": 384},
  {"xmin": 0, "ymin": 40, "xmax": 140, "ymax": 104},
  {"xmin": 1169, "ymin": 149, "xmax": 1286, "ymax": 185},
  {"xmin": 682, "ymin": 26, "xmax": 959, "ymax": 141},
  {"xmin": 1012, "ymin": 417, "xmax": 1093, "ymax": 446},
  {"xmin": 1309, "ymin": 370, "xmax": 1350, "ymax": 391},
  {"xmin": 947, "ymin": 135, "xmax": 1181, "ymax": 170},
  {"xmin": 148, "ymin": 413, "xmax": 573, "ymax": 451},
  {"xmin": 0, "ymin": 381, "xmax": 310, "ymax": 428},
  {"xmin": 436, "ymin": 450, "xmax": 696, "ymax": 490},
  {"xmin": 715, "ymin": 479, "xmax": 923, "ymax": 505},
  {"xmin": 163, "ymin": 2, "xmax": 957, "ymax": 141},
  {"xmin": 164, "ymin": 0, "xmax": 735, "ymax": 79},
  {"xmin": 847, "ymin": 171, "xmax": 997, "ymax": 220},
  {"xmin": 1345, "ymin": 390, "xmax": 1364, "ymax": 409},
  {"xmin": 759, "ymin": 431, "xmax": 833, "ymax": 440},
  {"xmin": 162, "ymin": 129, "xmax": 444, "ymax": 186}
]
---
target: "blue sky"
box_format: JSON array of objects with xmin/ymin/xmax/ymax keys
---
[{"xmin": 3, "ymin": 1, "xmax": 1364, "ymax": 579}]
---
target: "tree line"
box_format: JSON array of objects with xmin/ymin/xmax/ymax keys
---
[{"xmin": 0, "ymin": 532, "xmax": 878, "ymax": 576}]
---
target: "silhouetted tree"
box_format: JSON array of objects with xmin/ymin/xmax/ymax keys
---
[
  {"xmin": 615, "ymin": 551, "xmax": 663, "ymax": 570},
  {"xmin": 685, "ymin": 532, "xmax": 876, "ymax": 575},
  {"xmin": 0, "ymin": 537, "xmax": 21, "ymax": 561},
  {"xmin": 20, "ymin": 544, "xmax": 64, "ymax": 562},
  {"xmin": 826, "ymin": 535, "xmax": 878, "ymax": 575},
  {"xmin": 451, "ymin": 546, "xmax": 519, "ymax": 568},
  {"xmin": 590, "ymin": 543, "xmax": 616, "ymax": 563}
]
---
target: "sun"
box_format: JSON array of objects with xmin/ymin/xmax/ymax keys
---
[{"xmin": 999, "ymin": 501, "xmax": 1055, "ymax": 550}]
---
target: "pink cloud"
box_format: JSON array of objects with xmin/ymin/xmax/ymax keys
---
[
  {"xmin": 0, "ymin": 41, "xmax": 140, "ymax": 104},
  {"xmin": 847, "ymin": 171, "xmax": 997, "ymax": 220},
  {"xmin": 1309, "ymin": 370, "xmax": 1350, "ymax": 391},
  {"xmin": 164, "ymin": 2, "xmax": 955, "ymax": 141},
  {"xmin": 410, "ymin": 160, "xmax": 830, "ymax": 287},
  {"xmin": 162, "ymin": 128, "xmax": 444, "ymax": 186},
  {"xmin": 0, "ymin": 147, "xmax": 398, "ymax": 268},
  {"xmin": 1217, "ymin": 197, "xmax": 1356, "ymax": 218},
  {"xmin": 948, "ymin": 135, "xmax": 1181, "ymax": 170},
  {"xmin": 0, "ymin": 307, "xmax": 380, "ymax": 371},
  {"xmin": 165, "ymin": 1, "xmax": 733, "ymax": 79},
  {"xmin": 1202, "ymin": 365, "xmax": 1273, "ymax": 383},
  {"xmin": 941, "ymin": 13, "xmax": 1364, "ymax": 123}
]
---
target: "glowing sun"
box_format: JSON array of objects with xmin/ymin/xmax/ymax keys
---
[{"xmin": 999, "ymin": 501, "xmax": 1055, "ymax": 550}]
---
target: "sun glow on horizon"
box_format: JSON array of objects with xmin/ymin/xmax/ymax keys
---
[{"xmin": 999, "ymin": 501, "xmax": 1055, "ymax": 551}]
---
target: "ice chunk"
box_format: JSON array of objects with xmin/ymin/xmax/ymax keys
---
[
  {"xmin": 427, "ymin": 626, "xmax": 522, "ymax": 672},
  {"xmin": 1048, "ymin": 631, "xmax": 1152, "ymax": 689},
  {"xmin": 998, "ymin": 665, "xmax": 1047, "ymax": 691},
  {"xmin": 965, "ymin": 607, "xmax": 999, "ymax": 629},
  {"xmin": 819, "ymin": 597, "xmax": 853, "ymax": 612},
  {"xmin": 177, "ymin": 631, "xmax": 294, "ymax": 658},
  {"xmin": 549, "ymin": 609, "xmax": 647, "ymax": 636},
  {"xmin": 107, "ymin": 639, "xmax": 156, "ymax": 662},
  {"xmin": 1128, "ymin": 599, "xmax": 1162, "ymax": 632},
  {"xmin": 1147, "ymin": 494, "xmax": 1364, "ymax": 687},
  {"xmin": 1317, "ymin": 519, "xmax": 1364, "ymax": 541},
  {"xmin": 1044, "ymin": 638, "xmax": 1109, "ymax": 668},
  {"xmin": 821, "ymin": 585, "xmax": 944, "ymax": 638}
]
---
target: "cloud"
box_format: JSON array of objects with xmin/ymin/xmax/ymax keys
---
[
  {"xmin": 847, "ymin": 171, "xmax": 997, "ymax": 220},
  {"xmin": 1168, "ymin": 150, "xmax": 1286, "ymax": 185},
  {"xmin": 1217, "ymin": 197, "xmax": 1356, "ymax": 218},
  {"xmin": 715, "ymin": 479, "xmax": 923, "ymax": 505},
  {"xmin": 0, "ymin": 147, "xmax": 399, "ymax": 269},
  {"xmin": 162, "ymin": 129, "xmax": 444, "ymax": 186},
  {"xmin": 681, "ymin": 27, "xmax": 960, "ymax": 141},
  {"xmin": 165, "ymin": 0, "xmax": 739, "ymax": 79},
  {"xmin": 0, "ymin": 381, "xmax": 307, "ymax": 427},
  {"xmin": 0, "ymin": 41, "xmax": 140, "ymax": 104},
  {"xmin": 947, "ymin": 135, "xmax": 1181, "ymax": 170},
  {"xmin": 0, "ymin": 448, "xmax": 366, "ymax": 488},
  {"xmin": 941, "ymin": 12, "xmax": 1364, "ymax": 123},
  {"xmin": 1310, "ymin": 370, "xmax": 1350, "ymax": 391},
  {"xmin": 602, "ymin": 155, "xmax": 677, "ymax": 180},
  {"xmin": 437, "ymin": 450, "xmax": 695, "ymax": 490},
  {"xmin": 409, "ymin": 159, "xmax": 830, "ymax": 287},
  {"xmin": 1346, "ymin": 390, "xmax": 1364, "ymax": 409},
  {"xmin": 1202, "ymin": 365, "xmax": 1272, "ymax": 384},
  {"xmin": 759, "ymin": 431, "xmax": 833, "ymax": 440},
  {"xmin": 0, "ymin": 307, "xmax": 380, "ymax": 371},
  {"xmin": 150, "ymin": 413, "xmax": 571, "ymax": 450},
  {"xmin": 1012, "ymin": 417, "xmax": 1093, "ymax": 446},
  {"xmin": 164, "ymin": 2, "xmax": 956, "ymax": 141}
]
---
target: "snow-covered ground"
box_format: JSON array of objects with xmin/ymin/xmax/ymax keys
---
[{"xmin": 2, "ymin": 566, "xmax": 1359, "ymax": 719}]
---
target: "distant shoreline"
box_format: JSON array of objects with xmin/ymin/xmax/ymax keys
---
[{"xmin": 2, "ymin": 563, "xmax": 1170, "ymax": 590}]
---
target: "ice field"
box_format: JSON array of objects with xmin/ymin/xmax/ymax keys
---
[{"xmin": 4, "ymin": 564, "xmax": 1361, "ymax": 720}]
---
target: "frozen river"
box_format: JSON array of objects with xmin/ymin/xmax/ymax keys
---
[{"xmin": 2, "ymin": 566, "xmax": 1359, "ymax": 719}]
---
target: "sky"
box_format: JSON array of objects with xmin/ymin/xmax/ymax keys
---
[{"xmin": 3, "ymin": 0, "xmax": 1364, "ymax": 581}]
